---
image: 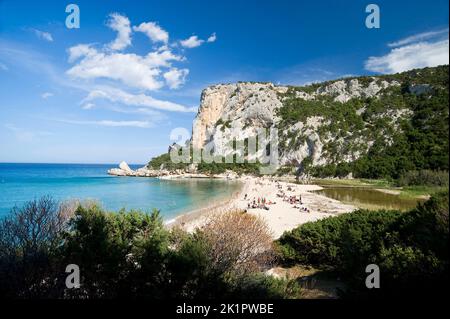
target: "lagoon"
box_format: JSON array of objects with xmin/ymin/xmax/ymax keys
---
[{"xmin": 314, "ymin": 186, "xmax": 423, "ymax": 211}]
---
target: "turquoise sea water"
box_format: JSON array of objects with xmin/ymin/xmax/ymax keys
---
[{"xmin": 0, "ymin": 163, "xmax": 241, "ymax": 220}]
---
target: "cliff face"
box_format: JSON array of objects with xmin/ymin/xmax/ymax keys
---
[
  {"xmin": 190, "ymin": 66, "xmax": 448, "ymax": 170},
  {"xmin": 192, "ymin": 82, "xmax": 286, "ymax": 150}
]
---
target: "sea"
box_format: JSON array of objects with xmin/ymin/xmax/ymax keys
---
[{"xmin": 0, "ymin": 163, "xmax": 241, "ymax": 220}]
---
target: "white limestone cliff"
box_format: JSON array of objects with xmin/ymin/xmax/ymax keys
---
[{"xmin": 190, "ymin": 78, "xmax": 405, "ymax": 169}]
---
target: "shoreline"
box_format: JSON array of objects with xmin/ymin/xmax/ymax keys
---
[
  {"xmin": 108, "ymin": 162, "xmax": 356, "ymax": 238},
  {"xmin": 166, "ymin": 176, "xmax": 356, "ymax": 239},
  {"xmin": 165, "ymin": 178, "xmax": 246, "ymax": 230}
]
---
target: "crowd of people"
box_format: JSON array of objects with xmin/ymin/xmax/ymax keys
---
[
  {"xmin": 244, "ymin": 193, "xmax": 274, "ymax": 210},
  {"xmin": 243, "ymin": 181, "xmax": 312, "ymax": 214}
]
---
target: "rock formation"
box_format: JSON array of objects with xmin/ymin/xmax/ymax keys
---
[{"xmin": 190, "ymin": 77, "xmax": 406, "ymax": 168}]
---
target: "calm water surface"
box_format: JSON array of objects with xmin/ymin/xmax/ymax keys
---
[
  {"xmin": 315, "ymin": 186, "xmax": 423, "ymax": 211},
  {"xmin": 0, "ymin": 163, "xmax": 241, "ymax": 219}
]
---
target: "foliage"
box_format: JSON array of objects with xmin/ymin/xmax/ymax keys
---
[
  {"xmin": 277, "ymin": 65, "xmax": 449, "ymax": 180},
  {"xmin": 197, "ymin": 211, "xmax": 276, "ymax": 277},
  {"xmin": 276, "ymin": 190, "xmax": 449, "ymax": 298},
  {"xmin": 147, "ymin": 152, "xmax": 189, "ymax": 171},
  {"xmin": 396, "ymin": 170, "xmax": 449, "ymax": 187},
  {"xmin": 197, "ymin": 161, "xmax": 261, "ymax": 175},
  {"xmin": 0, "ymin": 198, "xmax": 298, "ymax": 299},
  {"xmin": 0, "ymin": 197, "xmax": 74, "ymax": 298}
]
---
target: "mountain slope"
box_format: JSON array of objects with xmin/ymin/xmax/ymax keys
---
[{"xmin": 189, "ymin": 65, "xmax": 448, "ymax": 178}]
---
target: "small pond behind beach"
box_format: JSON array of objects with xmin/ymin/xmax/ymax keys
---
[{"xmin": 314, "ymin": 186, "xmax": 424, "ymax": 211}]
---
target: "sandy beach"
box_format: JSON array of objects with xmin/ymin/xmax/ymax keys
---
[{"xmin": 167, "ymin": 176, "xmax": 356, "ymax": 239}]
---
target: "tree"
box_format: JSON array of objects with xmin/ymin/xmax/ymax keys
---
[
  {"xmin": 0, "ymin": 196, "xmax": 74, "ymax": 298},
  {"xmin": 197, "ymin": 211, "xmax": 276, "ymax": 277}
]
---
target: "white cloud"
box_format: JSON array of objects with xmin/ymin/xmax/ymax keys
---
[
  {"xmin": 82, "ymin": 86, "xmax": 196, "ymax": 113},
  {"xmin": 67, "ymin": 44, "xmax": 185, "ymax": 92},
  {"xmin": 63, "ymin": 13, "xmax": 213, "ymax": 113},
  {"xmin": 133, "ymin": 22, "xmax": 169, "ymax": 44},
  {"xmin": 67, "ymin": 47, "xmax": 164, "ymax": 91},
  {"xmin": 68, "ymin": 44, "xmax": 98, "ymax": 63},
  {"xmin": 57, "ymin": 119, "xmax": 152, "ymax": 128},
  {"xmin": 180, "ymin": 35, "xmax": 204, "ymax": 48},
  {"xmin": 163, "ymin": 68, "xmax": 189, "ymax": 89},
  {"xmin": 207, "ymin": 33, "xmax": 217, "ymax": 43},
  {"xmin": 388, "ymin": 28, "xmax": 449, "ymax": 47},
  {"xmin": 107, "ymin": 13, "xmax": 132, "ymax": 51},
  {"xmin": 365, "ymin": 29, "xmax": 449, "ymax": 74},
  {"xmin": 33, "ymin": 29, "xmax": 53, "ymax": 42},
  {"xmin": 145, "ymin": 49, "xmax": 185, "ymax": 68},
  {"xmin": 41, "ymin": 92, "xmax": 54, "ymax": 99}
]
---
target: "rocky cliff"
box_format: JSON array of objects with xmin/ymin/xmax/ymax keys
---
[
  {"xmin": 190, "ymin": 65, "xmax": 449, "ymax": 174},
  {"xmin": 191, "ymin": 78, "xmax": 402, "ymax": 168}
]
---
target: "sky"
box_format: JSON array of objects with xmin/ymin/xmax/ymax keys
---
[{"xmin": 0, "ymin": 0, "xmax": 448, "ymax": 164}]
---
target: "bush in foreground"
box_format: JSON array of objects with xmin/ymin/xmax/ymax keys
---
[
  {"xmin": 0, "ymin": 201, "xmax": 298, "ymax": 299},
  {"xmin": 276, "ymin": 190, "xmax": 449, "ymax": 298}
]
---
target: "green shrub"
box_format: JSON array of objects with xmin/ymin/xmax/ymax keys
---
[
  {"xmin": 277, "ymin": 65, "xmax": 449, "ymax": 180},
  {"xmin": 277, "ymin": 209, "xmax": 402, "ymax": 271},
  {"xmin": 229, "ymin": 274, "xmax": 302, "ymax": 299},
  {"xmin": 396, "ymin": 170, "xmax": 449, "ymax": 187},
  {"xmin": 277, "ymin": 190, "xmax": 449, "ymax": 298},
  {"xmin": 0, "ymin": 198, "xmax": 298, "ymax": 299}
]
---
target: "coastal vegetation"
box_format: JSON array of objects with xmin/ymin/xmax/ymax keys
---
[
  {"xmin": 0, "ymin": 197, "xmax": 299, "ymax": 299},
  {"xmin": 147, "ymin": 148, "xmax": 263, "ymax": 175},
  {"xmin": 276, "ymin": 190, "xmax": 449, "ymax": 298},
  {"xmin": 280, "ymin": 66, "xmax": 449, "ymax": 181},
  {"xmin": 0, "ymin": 190, "xmax": 447, "ymax": 299}
]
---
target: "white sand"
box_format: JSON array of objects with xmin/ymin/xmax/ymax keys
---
[
  {"xmin": 168, "ymin": 176, "xmax": 356, "ymax": 239},
  {"xmin": 234, "ymin": 177, "xmax": 356, "ymax": 238}
]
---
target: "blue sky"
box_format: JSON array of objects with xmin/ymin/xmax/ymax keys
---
[{"xmin": 0, "ymin": 0, "xmax": 448, "ymax": 164}]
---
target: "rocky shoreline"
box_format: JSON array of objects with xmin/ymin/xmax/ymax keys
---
[
  {"xmin": 108, "ymin": 161, "xmax": 240, "ymax": 179},
  {"xmin": 107, "ymin": 162, "xmax": 356, "ymax": 239}
]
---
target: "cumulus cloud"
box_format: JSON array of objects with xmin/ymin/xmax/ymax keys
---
[
  {"xmin": 180, "ymin": 35, "xmax": 204, "ymax": 48},
  {"xmin": 66, "ymin": 46, "xmax": 187, "ymax": 91},
  {"xmin": 33, "ymin": 29, "xmax": 53, "ymax": 42},
  {"xmin": 207, "ymin": 33, "xmax": 217, "ymax": 43},
  {"xmin": 365, "ymin": 29, "xmax": 449, "ymax": 74},
  {"xmin": 82, "ymin": 86, "xmax": 196, "ymax": 113},
  {"xmin": 67, "ymin": 47, "xmax": 164, "ymax": 90},
  {"xmin": 163, "ymin": 68, "xmax": 189, "ymax": 89},
  {"xmin": 67, "ymin": 44, "xmax": 97, "ymax": 62},
  {"xmin": 107, "ymin": 13, "xmax": 132, "ymax": 51},
  {"xmin": 67, "ymin": 17, "xmax": 186, "ymax": 92},
  {"xmin": 133, "ymin": 22, "xmax": 169, "ymax": 44},
  {"xmin": 145, "ymin": 49, "xmax": 185, "ymax": 67},
  {"xmin": 65, "ymin": 13, "xmax": 214, "ymax": 114}
]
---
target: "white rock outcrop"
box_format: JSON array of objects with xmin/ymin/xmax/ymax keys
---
[
  {"xmin": 190, "ymin": 78, "xmax": 409, "ymax": 170},
  {"xmin": 119, "ymin": 161, "xmax": 132, "ymax": 172}
]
